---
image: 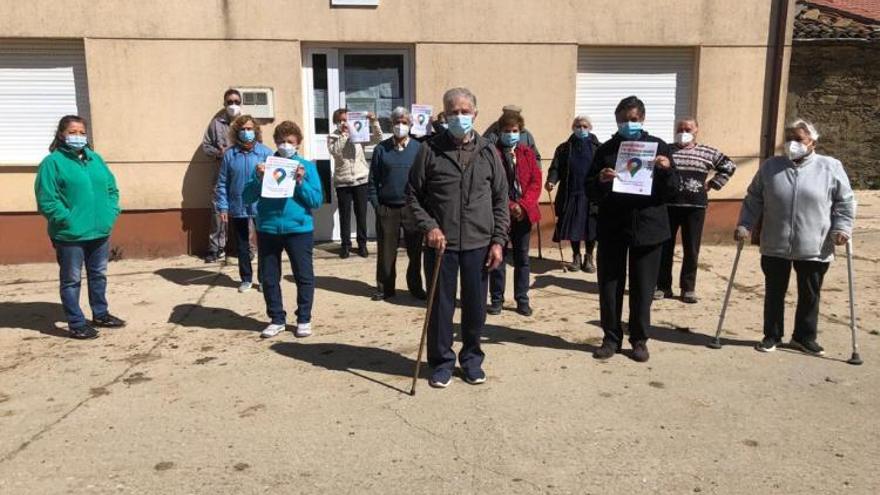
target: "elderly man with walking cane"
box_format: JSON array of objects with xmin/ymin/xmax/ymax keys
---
[{"xmin": 406, "ymin": 87, "xmax": 509, "ymax": 389}]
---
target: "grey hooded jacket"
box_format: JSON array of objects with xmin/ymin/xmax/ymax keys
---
[{"xmin": 738, "ymin": 153, "xmax": 856, "ymax": 261}]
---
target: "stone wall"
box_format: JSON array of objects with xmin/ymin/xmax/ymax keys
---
[{"xmin": 786, "ymin": 43, "xmax": 880, "ymax": 188}]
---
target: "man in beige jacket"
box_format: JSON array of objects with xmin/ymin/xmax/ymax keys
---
[{"xmin": 328, "ymin": 108, "xmax": 383, "ymax": 258}]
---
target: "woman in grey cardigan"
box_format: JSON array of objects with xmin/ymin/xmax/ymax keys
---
[{"xmin": 736, "ymin": 119, "xmax": 855, "ymax": 356}]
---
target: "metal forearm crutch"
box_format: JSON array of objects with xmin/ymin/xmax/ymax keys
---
[
  {"xmin": 546, "ymin": 189, "xmax": 568, "ymax": 272},
  {"xmin": 845, "ymin": 239, "xmax": 863, "ymax": 365},
  {"xmin": 709, "ymin": 239, "xmax": 744, "ymax": 349},
  {"xmin": 410, "ymin": 245, "xmax": 446, "ymax": 395}
]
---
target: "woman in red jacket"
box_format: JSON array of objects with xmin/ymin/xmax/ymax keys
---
[{"xmin": 488, "ymin": 112, "xmax": 542, "ymax": 317}]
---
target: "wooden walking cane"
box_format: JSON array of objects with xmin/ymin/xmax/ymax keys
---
[
  {"xmin": 410, "ymin": 245, "xmax": 446, "ymax": 396},
  {"xmin": 546, "ymin": 189, "xmax": 568, "ymax": 272}
]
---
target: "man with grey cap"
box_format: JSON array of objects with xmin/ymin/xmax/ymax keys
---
[{"xmin": 484, "ymin": 104, "xmax": 541, "ymax": 164}]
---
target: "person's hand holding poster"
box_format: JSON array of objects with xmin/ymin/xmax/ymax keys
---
[
  {"xmin": 261, "ymin": 156, "xmax": 297, "ymax": 198},
  {"xmin": 347, "ymin": 111, "xmax": 371, "ymax": 143},
  {"xmin": 411, "ymin": 104, "xmax": 433, "ymax": 137},
  {"xmin": 612, "ymin": 141, "xmax": 658, "ymax": 196}
]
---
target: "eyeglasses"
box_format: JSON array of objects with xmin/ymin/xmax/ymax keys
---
[{"xmin": 226, "ymin": 100, "xmax": 241, "ymax": 105}]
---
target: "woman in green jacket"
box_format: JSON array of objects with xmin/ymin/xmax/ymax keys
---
[{"xmin": 34, "ymin": 115, "xmax": 126, "ymax": 339}]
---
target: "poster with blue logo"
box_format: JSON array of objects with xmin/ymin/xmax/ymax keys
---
[
  {"xmin": 261, "ymin": 156, "xmax": 297, "ymax": 198},
  {"xmin": 612, "ymin": 141, "xmax": 658, "ymax": 196}
]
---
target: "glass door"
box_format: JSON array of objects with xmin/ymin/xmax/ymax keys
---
[{"xmin": 302, "ymin": 46, "xmax": 413, "ymax": 242}]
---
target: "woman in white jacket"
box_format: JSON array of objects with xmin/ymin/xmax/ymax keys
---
[
  {"xmin": 327, "ymin": 108, "xmax": 383, "ymax": 258},
  {"xmin": 736, "ymin": 119, "xmax": 856, "ymax": 356}
]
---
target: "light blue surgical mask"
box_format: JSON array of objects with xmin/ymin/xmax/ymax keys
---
[
  {"xmin": 65, "ymin": 134, "xmax": 88, "ymax": 150},
  {"xmin": 574, "ymin": 128, "xmax": 591, "ymax": 139},
  {"xmin": 239, "ymin": 129, "xmax": 256, "ymax": 143},
  {"xmin": 446, "ymin": 114, "xmax": 474, "ymax": 139},
  {"xmin": 277, "ymin": 142, "xmax": 297, "ymax": 158},
  {"xmin": 617, "ymin": 121, "xmax": 643, "ymax": 139},
  {"xmin": 500, "ymin": 131, "xmax": 520, "ymax": 148}
]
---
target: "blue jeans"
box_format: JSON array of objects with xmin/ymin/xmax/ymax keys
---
[
  {"xmin": 231, "ymin": 217, "xmax": 254, "ymax": 283},
  {"xmin": 258, "ymin": 231, "xmax": 315, "ymax": 325},
  {"xmin": 54, "ymin": 237, "xmax": 110, "ymax": 328},
  {"xmin": 424, "ymin": 246, "xmax": 489, "ymax": 373},
  {"xmin": 489, "ymin": 219, "xmax": 532, "ymax": 306}
]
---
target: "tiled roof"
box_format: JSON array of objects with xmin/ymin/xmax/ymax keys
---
[
  {"xmin": 795, "ymin": 1, "xmax": 880, "ymax": 40},
  {"xmin": 804, "ymin": 0, "xmax": 880, "ymax": 23}
]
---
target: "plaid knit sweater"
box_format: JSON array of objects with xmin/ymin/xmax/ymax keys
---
[{"xmin": 669, "ymin": 143, "xmax": 736, "ymax": 207}]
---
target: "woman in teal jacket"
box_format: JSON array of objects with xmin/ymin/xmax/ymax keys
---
[
  {"xmin": 34, "ymin": 115, "xmax": 126, "ymax": 339},
  {"xmin": 243, "ymin": 121, "xmax": 324, "ymax": 339}
]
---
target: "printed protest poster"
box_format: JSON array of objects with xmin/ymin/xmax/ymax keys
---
[
  {"xmin": 410, "ymin": 104, "xmax": 433, "ymax": 137},
  {"xmin": 347, "ymin": 111, "xmax": 371, "ymax": 143},
  {"xmin": 261, "ymin": 156, "xmax": 297, "ymax": 198},
  {"xmin": 612, "ymin": 141, "xmax": 658, "ymax": 196}
]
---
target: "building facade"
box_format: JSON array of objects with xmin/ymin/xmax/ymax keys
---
[{"xmin": 0, "ymin": 0, "xmax": 794, "ymax": 262}]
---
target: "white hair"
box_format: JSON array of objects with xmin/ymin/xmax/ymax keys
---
[
  {"xmin": 390, "ymin": 106, "xmax": 411, "ymax": 123},
  {"xmin": 788, "ymin": 119, "xmax": 820, "ymax": 141},
  {"xmin": 572, "ymin": 115, "xmax": 592, "ymax": 127},
  {"xmin": 442, "ymin": 87, "xmax": 477, "ymax": 111}
]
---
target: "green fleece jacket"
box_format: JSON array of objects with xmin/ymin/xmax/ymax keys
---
[{"xmin": 34, "ymin": 147, "xmax": 121, "ymax": 242}]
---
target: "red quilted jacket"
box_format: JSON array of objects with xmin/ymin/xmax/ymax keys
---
[{"xmin": 496, "ymin": 143, "xmax": 542, "ymax": 225}]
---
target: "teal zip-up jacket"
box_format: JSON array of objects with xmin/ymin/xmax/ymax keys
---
[
  {"xmin": 34, "ymin": 146, "xmax": 121, "ymax": 242},
  {"xmin": 242, "ymin": 154, "xmax": 324, "ymax": 234}
]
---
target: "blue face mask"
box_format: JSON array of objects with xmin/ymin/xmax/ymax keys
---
[
  {"xmin": 500, "ymin": 132, "xmax": 520, "ymax": 147},
  {"xmin": 446, "ymin": 114, "xmax": 474, "ymax": 139},
  {"xmin": 239, "ymin": 129, "xmax": 256, "ymax": 143},
  {"xmin": 65, "ymin": 134, "xmax": 88, "ymax": 150},
  {"xmin": 617, "ymin": 121, "xmax": 643, "ymax": 139},
  {"xmin": 574, "ymin": 128, "xmax": 591, "ymax": 139}
]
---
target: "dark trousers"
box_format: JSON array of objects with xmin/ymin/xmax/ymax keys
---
[
  {"xmin": 489, "ymin": 219, "xmax": 532, "ymax": 306},
  {"xmin": 597, "ymin": 239, "xmax": 663, "ymax": 345},
  {"xmin": 54, "ymin": 237, "xmax": 110, "ymax": 328},
  {"xmin": 760, "ymin": 255, "xmax": 829, "ymax": 342},
  {"xmin": 425, "ymin": 246, "xmax": 489, "ymax": 372},
  {"xmin": 258, "ymin": 231, "xmax": 315, "ymax": 325},
  {"xmin": 336, "ymin": 184, "xmax": 368, "ymax": 249},
  {"xmin": 208, "ymin": 166, "xmax": 228, "ymax": 255},
  {"xmin": 231, "ymin": 217, "xmax": 254, "ymax": 283},
  {"xmin": 375, "ymin": 204, "xmax": 423, "ymax": 295},
  {"xmin": 658, "ymin": 206, "xmax": 706, "ymax": 293}
]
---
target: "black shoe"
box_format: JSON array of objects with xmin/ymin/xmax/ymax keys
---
[
  {"xmin": 790, "ymin": 338, "xmax": 825, "ymax": 356},
  {"xmin": 409, "ymin": 288, "xmax": 427, "ymax": 300},
  {"xmin": 581, "ymin": 253, "xmax": 595, "ymax": 273},
  {"xmin": 653, "ymin": 288, "xmax": 673, "ymax": 300},
  {"xmin": 515, "ymin": 304, "xmax": 533, "ymax": 317},
  {"xmin": 755, "ymin": 336, "xmax": 780, "ymax": 353},
  {"xmin": 340, "ymin": 247, "xmax": 350, "ymax": 259},
  {"xmin": 487, "ymin": 301, "xmax": 502, "ymax": 315},
  {"xmin": 371, "ymin": 291, "xmax": 386, "ymax": 301},
  {"xmin": 69, "ymin": 324, "xmax": 98, "ymax": 339},
  {"xmin": 92, "ymin": 313, "xmax": 126, "ymax": 328},
  {"xmin": 631, "ymin": 340, "xmax": 650, "ymax": 362},
  {"xmin": 357, "ymin": 246, "xmax": 369, "ymax": 258},
  {"xmin": 593, "ymin": 338, "xmax": 620, "ymax": 360},
  {"xmin": 565, "ymin": 253, "xmax": 582, "ymax": 272},
  {"xmin": 681, "ymin": 291, "xmax": 699, "ymax": 304},
  {"xmin": 204, "ymin": 253, "xmax": 218, "ymax": 263}
]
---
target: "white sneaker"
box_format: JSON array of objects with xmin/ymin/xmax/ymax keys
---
[
  {"xmin": 238, "ymin": 281, "xmax": 253, "ymax": 293},
  {"xmin": 294, "ymin": 322, "xmax": 312, "ymax": 338},
  {"xmin": 260, "ymin": 323, "xmax": 286, "ymax": 339}
]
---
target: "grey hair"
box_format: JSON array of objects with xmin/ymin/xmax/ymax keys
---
[
  {"xmin": 787, "ymin": 119, "xmax": 820, "ymax": 141},
  {"xmin": 390, "ymin": 106, "xmax": 411, "ymax": 123},
  {"xmin": 442, "ymin": 87, "xmax": 477, "ymax": 111},
  {"xmin": 676, "ymin": 116, "xmax": 699, "ymax": 127},
  {"xmin": 572, "ymin": 115, "xmax": 592, "ymax": 127}
]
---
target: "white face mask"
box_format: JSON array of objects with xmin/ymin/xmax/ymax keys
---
[
  {"xmin": 786, "ymin": 140, "xmax": 810, "ymax": 161},
  {"xmin": 226, "ymin": 104, "xmax": 241, "ymax": 118},
  {"xmin": 675, "ymin": 132, "xmax": 695, "ymax": 146},
  {"xmin": 393, "ymin": 124, "xmax": 410, "ymax": 139},
  {"xmin": 277, "ymin": 142, "xmax": 297, "ymax": 158}
]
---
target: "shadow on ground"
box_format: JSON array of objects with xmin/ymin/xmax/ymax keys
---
[
  {"xmin": 155, "ymin": 267, "xmax": 239, "ymax": 289},
  {"xmin": 168, "ymin": 303, "xmax": 264, "ymax": 332},
  {"xmin": 0, "ymin": 301, "xmax": 69, "ymax": 337},
  {"xmin": 308, "ymin": 275, "xmax": 425, "ymax": 308},
  {"xmin": 531, "ymin": 274, "xmax": 599, "ymax": 294}
]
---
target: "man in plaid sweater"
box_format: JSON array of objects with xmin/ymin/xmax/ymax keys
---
[{"xmin": 656, "ymin": 117, "xmax": 736, "ymax": 303}]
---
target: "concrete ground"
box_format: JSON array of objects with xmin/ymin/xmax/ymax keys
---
[{"xmin": 1, "ymin": 192, "xmax": 879, "ymax": 495}]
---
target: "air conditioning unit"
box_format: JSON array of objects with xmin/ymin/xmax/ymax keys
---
[{"xmin": 238, "ymin": 87, "xmax": 274, "ymax": 119}]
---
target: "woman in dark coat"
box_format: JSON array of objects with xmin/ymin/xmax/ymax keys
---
[{"xmin": 545, "ymin": 115, "xmax": 601, "ymax": 272}]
